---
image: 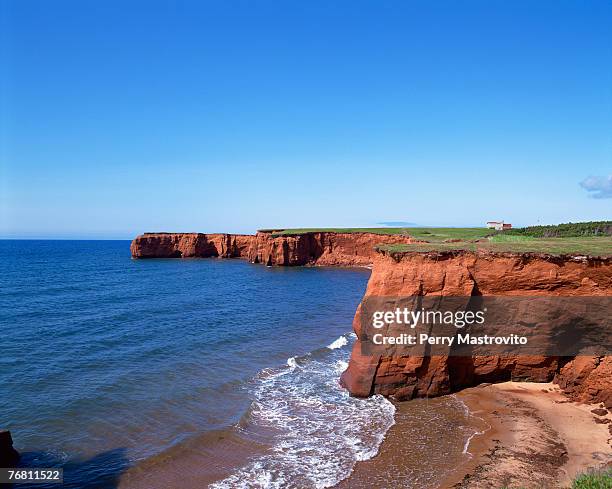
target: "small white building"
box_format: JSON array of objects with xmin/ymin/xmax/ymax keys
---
[{"xmin": 486, "ymin": 221, "xmax": 512, "ymax": 231}]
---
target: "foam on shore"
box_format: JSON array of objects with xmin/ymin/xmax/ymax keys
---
[{"xmin": 210, "ymin": 333, "xmax": 395, "ymax": 488}]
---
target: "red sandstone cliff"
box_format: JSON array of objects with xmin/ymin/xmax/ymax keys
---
[
  {"xmin": 130, "ymin": 233, "xmax": 253, "ymax": 259},
  {"xmin": 131, "ymin": 231, "xmax": 611, "ymax": 406},
  {"xmin": 555, "ymin": 356, "xmax": 612, "ymax": 408},
  {"xmin": 340, "ymin": 250, "xmax": 612, "ymax": 407},
  {"xmin": 246, "ymin": 232, "xmax": 414, "ymax": 266},
  {"xmin": 131, "ymin": 231, "xmax": 414, "ymax": 266}
]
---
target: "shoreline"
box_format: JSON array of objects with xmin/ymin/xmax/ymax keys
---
[
  {"xmin": 334, "ymin": 394, "xmax": 478, "ymax": 488},
  {"xmin": 340, "ymin": 381, "xmax": 611, "ymax": 489},
  {"xmin": 453, "ymin": 382, "xmax": 612, "ymax": 488}
]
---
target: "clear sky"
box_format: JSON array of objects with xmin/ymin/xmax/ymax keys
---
[{"xmin": 1, "ymin": 0, "xmax": 611, "ymax": 238}]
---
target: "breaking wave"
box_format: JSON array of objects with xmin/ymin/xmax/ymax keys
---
[
  {"xmin": 209, "ymin": 333, "xmax": 395, "ymax": 488},
  {"xmin": 327, "ymin": 335, "xmax": 348, "ymax": 350}
]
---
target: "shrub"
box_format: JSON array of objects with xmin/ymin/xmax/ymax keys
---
[{"xmin": 504, "ymin": 221, "xmax": 612, "ymax": 238}]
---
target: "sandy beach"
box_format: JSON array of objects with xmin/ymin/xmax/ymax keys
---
[
  {"xmin": 451, "ymin": 382, "xmax": 612, "ymax": 488},
  {"xmin": 339, "ymin": 382, "xmax": 612, "ymax": 489}
]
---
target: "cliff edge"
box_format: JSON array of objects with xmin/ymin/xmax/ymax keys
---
[
  {"xmin": 130, "ymin": 231, "xmax": 415, "ymax": 266},
  {"xmin": 340, "ymin": 249, "xmax": 612, "ymax": 407}
]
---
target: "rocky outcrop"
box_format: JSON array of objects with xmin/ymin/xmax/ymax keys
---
[
  {"xmin": 555, "ymin": 356, "xmax": 612, "ymax": 409},
  {"xmin": 340, "ymin": 250, "xmax": 612, "ymax": 403},
  {"xmin": 131, "ymin": 231, "xmax": 414, "ymax": 266},
  {"xmin": 130, "ymin": 233, "xmax": 253, "ymax": 259},
  {"xmin": 246, "ymin": 232, "xmax": 414, "ymax": 266},
  {"xmin": 0, "ymin": 430, "xmax": 20, "ymax": 466}
]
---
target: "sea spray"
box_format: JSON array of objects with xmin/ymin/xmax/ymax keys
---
[{"xmin": 327, "ymin": 335, "xmax": 348, "ymax": 350}]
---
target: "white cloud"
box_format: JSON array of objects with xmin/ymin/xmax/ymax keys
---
[{"xmin": 580, "ymin": 175, "xmax": 612, "ymax": 199}]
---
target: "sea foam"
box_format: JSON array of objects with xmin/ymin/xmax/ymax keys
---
[
  {"xmin": 327, "ymin": 335, "xmax": 348, "ymax": 350},
  {"xmin": 209, "ymin": 335, "xmax": 395, "ymax": 489}
]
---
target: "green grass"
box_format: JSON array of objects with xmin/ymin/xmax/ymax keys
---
[
  {"xmin": 267, "ymin": 227, "xmax": 493, "ymax": 241},
  {"xmin": 377, "ymin": 237, "xmax": 612, "ymax": 257},
  {"xmin": 266, "ymin": 227, "xmax": 411, "ymax": 236},
  {"xmin": 489, "ymin": 234, "xmax": 536, "ymax": 243},
  {"xmin": 497, "ymin": 468, "xmax": 612, "ymax": 488},
  {"xmin": 571, "ymin": 469, "xmax": 612, "ymax": 489},
  {"xmin": 396, "ymin": 227, "xmax": 493, "ymax": 242},
  {"xmin": 262, "ymin": 223, "xmax": 612, "ymax": 257},
  {"xmin": 266, "ymin": 221, "xmax": 611, "ymax": 240}
]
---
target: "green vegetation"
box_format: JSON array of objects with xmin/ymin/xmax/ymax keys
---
[
  {"xmin": 263, "ymin": 222, "xmax": 612, "ymax": 257},
  {"xmin": 268, "ymin": 221, "xmax": 611, "ymax": 239},
  {"xmin": 505, "ymin": 221, "xmax": 611, "ymax": 238},
  {"xmin": 378, "ymin": 237, "xmax": 612, "ymax": 257},
  {"xmin": 498, "ymin": 468, "xmax": 612, "ymax": 488},
  {"xmin": 267, "ymin": 227, "xmax": 493, "ymax": 241},
  {"xmin": 489, "ymin": 234, "xmax": 536, "ymax": 243},
  {"xmin": 265, "ymin": 227, "xmax": 411, "ymax": 236},
  {"xmin": 571, "ymin": 469, "xmax": 612, "ymax": 489}
]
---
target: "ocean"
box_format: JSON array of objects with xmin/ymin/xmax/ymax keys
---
[{"xmin": 1, "ymin": 240, "xmax": 477, "ymax": 489}]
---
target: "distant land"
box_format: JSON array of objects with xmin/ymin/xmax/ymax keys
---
[{"xmin": 376, "ymin": 221, "xmax": 418, "ymax": 227}]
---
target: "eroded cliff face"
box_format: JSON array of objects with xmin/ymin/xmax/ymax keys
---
[
  {"xmin": 340, "ymin": 250, "xmax": 612, "ymax": 407},
  {"xmin": 555, "ymin": 356, "xmax": 612, "ymax": 408},
  {"xmin": 130, "ymin": 233, "xmax": 253, "ymax": 259},
  {"xmin": 246, "ymin": 232, "xmax": 414, "ymax": 266},
  {"xmin": 131, "ymin": 231, "xmax": 414, "ymax": 266}
]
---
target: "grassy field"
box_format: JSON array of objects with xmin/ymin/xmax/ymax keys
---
[
  {"xmin": 266, "ymin": 227, "xmax": 411, "ymax": 236},
  {"xmin": 267, "ymin": 227, "xmax": 493, "ymax": 241},
  {"xmin": 378, "ymin": 236, "xmax": 612, "ymax": 257},
  {"xmin": 265, "ymin": 224, "xmax": 612, "ymax": 257}
]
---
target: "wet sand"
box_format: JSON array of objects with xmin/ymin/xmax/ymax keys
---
[
  {"xmin": 340, "ymin": 382, "xmax": 612, "ymax": 489},
  {"xmin": 335, "ymin": 396, "xmax": 478, "ymax": 488}
]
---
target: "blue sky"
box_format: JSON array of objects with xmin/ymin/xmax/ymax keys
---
[{"xmin": 1, "ymin": 0, "xmax": 610, "ymax": 238}]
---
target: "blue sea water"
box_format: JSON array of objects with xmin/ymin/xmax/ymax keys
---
[{"xmin": 1, "ymin": 240, "xmax": 399, "ymax": 488}]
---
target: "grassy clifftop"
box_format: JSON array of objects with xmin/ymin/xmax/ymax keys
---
[
  {"xmin": 265, "ymin": 227, "xmax": 491, "ymax": 241},
  {"xmin": 264, "ymin": 222, "xmax": 612, "ymax": 257},
  {"xmin": 377, "ymin": 236, "xmax": 612, "ymax": 257}
]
